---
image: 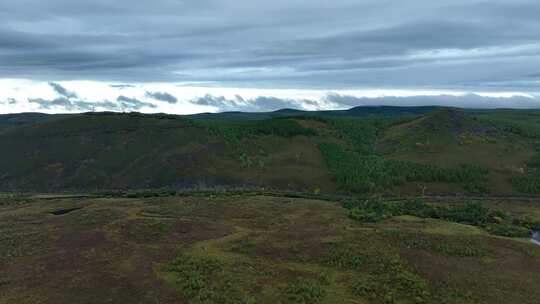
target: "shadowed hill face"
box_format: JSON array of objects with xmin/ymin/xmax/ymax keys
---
[
  {"xmin": 388, "ymin": 108, "xmax": 494, "ymax": 138},
  {"xmin": 0, "ymin": 113, "xmax": 334, "ymax": 192},
  {"xmin": 0, "ymin": 113, "xmax": 72, "ymax": 133},
  {"xmin": 377, "ymin": 108, "xmax": 502, "ymax": 153},
  {"xmin": 186, "ymin": 105, "xmax": 439, "ymax": 120},
  {"xmin": 416, "ymin": 108, "xmax": 470, "ymax": 133}
]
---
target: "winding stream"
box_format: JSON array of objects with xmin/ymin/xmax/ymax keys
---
[{"xmin": 531, "ymin": 231, "xmax": 540, "ymax": 246}]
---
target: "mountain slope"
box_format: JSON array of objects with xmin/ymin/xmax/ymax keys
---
[
  {"xmin": 377, "ymin": 108, "xmax": 536, "ymax": 193},
  {"xmin": 0, "ymin": 112, "xmax": 334, "ymax": 192},
  {"xmin": 1, "ymin": 107, "xmax": 540, "ymax": 195}
]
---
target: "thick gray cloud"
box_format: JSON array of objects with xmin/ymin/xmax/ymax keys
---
[
  {"xmin": 28, "ymin": 97, "xmax": 108, "ymax": 111},
  {"xmin": 145, "ymin": 91, "xmax": 178, "ymax": 104},
  {"xmin": 1, "ymin": 0, "xmax": 540, "ymax": 93},
  {"xmin": 23, "ymin": 82, "xmax": 157, "ymax": 112},
  {"xmin": 49, "ymin": 82, "xmax": 77, "ymax": 99},
  {"xmin": 25, "ymin": 95, "xmax": 156, "ymax": 112},
  {"xmin": 117, "ymin": 96, "xmax": 157, "ymax": 110},
  {"xmin": 192, "ymin": 95, "xmax": 308, "ymax": 112}
]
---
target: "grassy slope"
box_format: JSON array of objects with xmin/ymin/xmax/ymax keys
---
[
  {"xmin": 377, "ymin": 109, "xmax": 537, "ymax": 194},
  {"xmin": 1, "ymin": 194, "xmax": 539, "ymax": 304}
]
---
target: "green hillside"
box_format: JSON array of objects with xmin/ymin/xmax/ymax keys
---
[
  {"xmin": 1, "ymin": 107, "xmax": 540, "ymax": 195},
  {"xmin": 377, "ymin": 108, "xmax": 540, "ymax": 194},
  {"xmin": 0, "ymin": 112, "xmax": 333, "ymax": 192}
]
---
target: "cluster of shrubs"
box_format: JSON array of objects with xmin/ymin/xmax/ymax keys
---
[
  {"xmin": 351, "ymin": 258, "xmax": 430, "ymax": 304},
  {"xmin": 345, "ymin": 198, "xmax": 536, "ymax": 238},
  {"xmin": 326, "ymin": 245, "xmax": 430, "ymax": 304},
  {"xmin": 477, "ymin": 117, "xmax": 540, "ymax": 194},
  {"xmin": 320, "ymin": 142, "xmax": 489, "ymax": 193},
  {"xmin": 170, "ymin": 252, "xmax": 329, "ymax": 304},
  {"xmin": 319, "ymin": 117, "xmax": 490, "ymax": 194},
  {"xmin": 327, "ymin": 118, "xmax": 387, "ymax": 154},
  {"xmin": 203, "ymin": 118, "xmax": 316, "ymax": 144},
  {"xmin": 512, "ymin": 146, "xmax": 540, "ymax": 194},
  {"xmin": 0, "ymin": 195, "xmax": 31, "ymax": 206},
  {"xmin": 485, "ymin": 117, "xmax": 540, "ymax": 139},
  {"xmin": 169, "ymin": 254, "xmax": 252, "ymax": 303},
  {"xmin": 284, "ymin": 281, "xmax": 327, "ymax": 304},
  {"xmin": 124, "ymin": 189, "xmax": 177, "ymax": 198}
]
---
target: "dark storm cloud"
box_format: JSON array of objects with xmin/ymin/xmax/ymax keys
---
[
  {"xmin": 145, "ymin": 91, "xmax": 178, "ymax": 104},
  {"xmin": 1, "ymin": 0, "xmax": 540, "ymax": 93},
  {"xmin": 110, "ymin": 84, "xmax": 135, "ymax": 89},
  {"xmin": 49, "ymin": 82, "xmax": 77, "ymax": 99},
  {"xmin": 28, "ymin": 97, "xmax": 97, "ymax": 111},
  {"xmin": 25, "ymin": 95, "xmax": 156, "ymax": 112},
  {"xmin": 192, "ymin": 95, "xmax": 305, "ymax": 112},
  {"xmin": 117, "ymin": 96, "xmax": 157, "ymax": 110}
]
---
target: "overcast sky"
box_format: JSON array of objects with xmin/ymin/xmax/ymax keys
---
[{"xmin": 1, "ymin": 0, "xmax": 540, "ymax": 114}]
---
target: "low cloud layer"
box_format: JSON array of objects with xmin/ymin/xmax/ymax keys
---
[
  {"xmin": 3, "ymin": 80, "xmax": 539, "ymax": 115},
  {"xmin": 325, "ymin": 93, "xmax": 540, "ymax": 109}
]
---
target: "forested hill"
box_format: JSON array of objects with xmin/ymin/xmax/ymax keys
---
[
  {"xmin": 2, "ymin": 106, "xmax": 540, "ymax": 195},
  {"xmin": 186, "ymin": 105, "xmax": 440, "ymax": 120}
]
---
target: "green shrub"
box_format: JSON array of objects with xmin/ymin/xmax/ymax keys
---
[
  {"xmin": 351, "ymin": 256, "xmax": 430, "ymax": 304},
  {"xmin": 170, "ymin": 254, "xmax": 223, "ymax": 298},
  {"xmin": 435, "ymin": 244, "xmax": 487, "ymax": 257},
  {"xmin": 349, "ymin": 207, "xmax": 386, "ymax": 223},
  {"xmin": 513, "ymin": 218, "xmax": 540, "ymax": 231},
  {"xmin": 486, "ymin": 224, "xmax": 530, "ymax": 238},
  {"xmin": 284, "ymin": 281, "xmax": 327, "ymax": 304},
  {"xmin": 512, "ymin": 175, "xmax": 540, "ymax": 194},
  {"xmin": 344, "ymin": 198, "xmax": 535, "ymax": 239},
  {"xmin": 204, "ymin": 118, "xmax": 316, "ymax": 144},
  {"xmin": 319, "ymin": 142, "xmax": 490, "ymax": 194},
  {"xmin": 351, "ymin": 278, "xmax": 377, "ymax": 297},
  {"xmin": 436, "ymin": 202, "xmax": 492, "ymax": 226}
]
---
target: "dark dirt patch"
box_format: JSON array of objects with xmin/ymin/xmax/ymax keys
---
[
  {"xmin": 43, "ymin": 230, "xmax": 113, "ymax": 273},
  {"xmin": 50, "ymin": 207, "xmax": 83, "ymax": 215},
  {"xmin": 55, "ymin": 230, "xmax": 108, "ymax": 249},
  {"xmin": 116, "ymin": 218, "xmax": 233, "ymax": 245}
]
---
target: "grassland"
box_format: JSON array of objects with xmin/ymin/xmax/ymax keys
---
[{"xmin": 1, "ymin": 192, "xmax": 539, "ymax": 303}]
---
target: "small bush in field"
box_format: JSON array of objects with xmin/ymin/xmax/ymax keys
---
[{"xmin": 284, "ymin": 281, "xmax": 327, "ymax": 304}]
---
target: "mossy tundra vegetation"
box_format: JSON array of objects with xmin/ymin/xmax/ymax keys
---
[{"xmin": 2, "ymin": 106, "xmax": 540, "ymax": 303}]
